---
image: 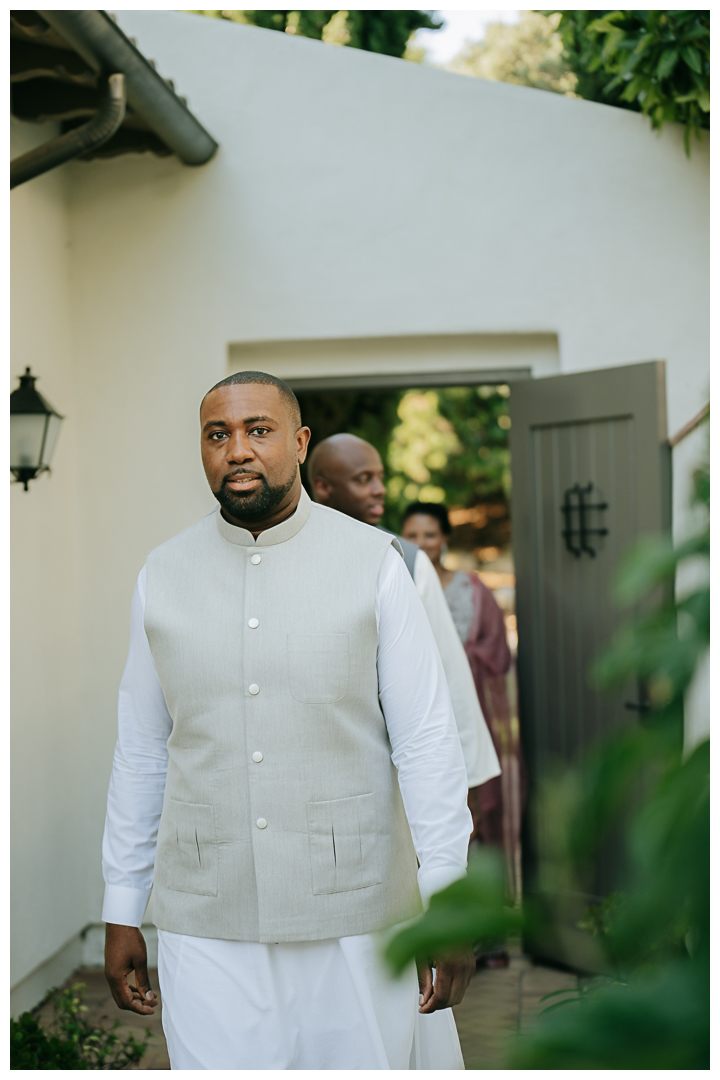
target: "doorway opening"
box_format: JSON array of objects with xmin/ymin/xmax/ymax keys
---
[
  {"xmin": 293, "ymin": 375, "xmax": 523, "ymax": 899},
  {"xmin": 296, "ymin": 380, "xmax": 512, "ymax": 602}
]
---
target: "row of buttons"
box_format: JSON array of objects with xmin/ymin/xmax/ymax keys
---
[{"xmin": 250, "ymin": 552, "xmax": 265, "ymax": 830}]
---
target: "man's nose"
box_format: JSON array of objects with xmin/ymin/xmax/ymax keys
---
[
  {"xmin": 225, "ymin": 431, "xmax": 255, "ymax": 463},
  {"xmin": 371, "ymin": 476, "xmax": 386, "ymax": 498}
]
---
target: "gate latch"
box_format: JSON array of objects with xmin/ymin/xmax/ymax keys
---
[{"xmin": 561, "ymin": 482, "xmax": 608, "ymax": 558}]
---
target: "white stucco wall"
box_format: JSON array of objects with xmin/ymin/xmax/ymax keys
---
[
  {"xmin": 10, "ymin": 119, "xmax": 87, "ymax": 1003},
  {"xmin": 10, "ymin": 10, "xmax": 708, "ymax": 1008},
  {"xmin": 110, "ymin": 12, "xmax": 708, "ymax": 424}
]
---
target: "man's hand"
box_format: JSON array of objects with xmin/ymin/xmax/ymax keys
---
[
  {"xmin": 104, "ymin": 924, "xmax": 158, "ymax": 1015},
  {"xmin": 417, "ymin": 948, "xmax": 475, "ymax": 1013}
]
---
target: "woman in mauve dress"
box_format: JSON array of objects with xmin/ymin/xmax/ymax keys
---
[{"xmin": 401, "ymin": 501, "xmax": 526, "ymax": 957}]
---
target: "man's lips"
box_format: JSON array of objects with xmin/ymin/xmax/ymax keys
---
[{"xmin": 225, "ymin": 474, "xmax": 262, "ymax": 490}]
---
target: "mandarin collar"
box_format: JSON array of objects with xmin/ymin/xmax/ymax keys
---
[{"xmin": 215, "ymin": 484, "xmax": 313, "ymax": 547}]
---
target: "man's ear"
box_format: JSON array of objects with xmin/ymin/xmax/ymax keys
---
[
  {"xmin": 296, "ymin": 426, "xmax": 312, "ymax": 465},
  {"xmin": 312, "ymin": 475, "xmax": 331, "ymax": 503}
]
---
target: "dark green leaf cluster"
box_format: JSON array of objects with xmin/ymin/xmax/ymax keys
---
[
  {"xmin": 544, "ymin": 10, "xmax": 710, "ymax": 153},
  {"xmin": 593, "ymin": 458, "xmax": 709, "ymax": 709},
  {"xmin": 342, "ymin": 10, "xmax": 443, "ymax": 58},
  {"xmin": 10, "ymin": 1012, "xmax": 87, "ymax": 1070},
  {"xmin": 242, "ymin": 11, "xmax": 334, "ymax": 39},
  {"xmin": 10, "ymin": 983, "xmax": 151, "ymax": 1070},
  {"xmin": 210, "ymin": 10, "xmax": 443, "ymax": 57}
]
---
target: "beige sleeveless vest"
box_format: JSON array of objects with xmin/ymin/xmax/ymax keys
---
[{"xmin": 144, "ymin": 488, "xmax": 422, "ymax": 943}]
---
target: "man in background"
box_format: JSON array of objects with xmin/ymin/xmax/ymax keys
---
[{"xmin": 308, "ymin": 433, "xmax": 500, "ymax": 793}]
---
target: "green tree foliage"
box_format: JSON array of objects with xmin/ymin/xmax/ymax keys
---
[
  {"xmin": 384, "ymin": 386, "xmax": 511, "ymax": 541},
  {"xmin": 242, "ymin": 10, "xmax": 334, "ymax": 38},
  {"xmin": 189, "ymin": 10, "xmax": 443, "ymax": 58},
  {"xmin": 544, "ymin": 10, "xmax": 710, "ymax": 152},
  {"xmin": 10, "ymin": 982, "xmax": 151, "ymax": 1069},
  {"xmin": 449, "ymin": 11, "xmax": 578, "ymax": 95},
  {"xmin": 342, "ymin": 10, "xmax": 442, "ymax": 58},
  {"xmin": 387, "ymin": 441, "xmax": 709, "ymax": 1068}
]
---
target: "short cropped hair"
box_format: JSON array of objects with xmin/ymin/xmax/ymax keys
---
[
  {"xmin": 402, "ymin": 500, "xmax": 452, "ymax": 536},
  {"xmin": 204, "ymin": 370, "xmax": 302, "ymax": 429}
]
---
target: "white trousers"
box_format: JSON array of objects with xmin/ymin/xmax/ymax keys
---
[{"xmin": 158, "ymin": 929, "xmax": 464, "ymax": 1070}]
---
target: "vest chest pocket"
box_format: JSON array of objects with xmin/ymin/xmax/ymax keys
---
[
  {"xmin": 306, "ymin": 793, "xmax": 381, "ymax": 894},
  {"xmin": 287, "ymin": 633, "xmax": 349, "ymax": 704},
  {"xmin": 164, "ymin": 800, "xmax": 218, "ymax": 897}
]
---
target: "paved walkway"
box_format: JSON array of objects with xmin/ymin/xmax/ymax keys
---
[
  {"xmin": 37, "ymin": 943, "xmax": 576, "ymax": 1069},
  {"xmin": 453, "ymin": 943, "xmax": 577, "ymax": 1069}
]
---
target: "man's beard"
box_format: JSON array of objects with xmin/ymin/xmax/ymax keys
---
[{"xmin": 213, "ymin": 469, "xmax": 296, "ymax": 523}]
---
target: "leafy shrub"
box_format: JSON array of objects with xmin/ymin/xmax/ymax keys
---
[
  {"xmin": 10, "ymin": 1012, "xmax": 86, "ymax": 1070},
  {"xmin": 11, "ymin": 982, "xmax": 151, "ymax": 1070}
]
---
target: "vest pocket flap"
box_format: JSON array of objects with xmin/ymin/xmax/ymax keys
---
[
  {"xmin": 287, "ymin": 633, "xmax": 349, "ymax": 704},
  {"xmin": 306, "ymin": 792, "xmax": 381, "ymax": 895},
  {"xmin": 165, "ymin": 800, "xmax": 219, "ymax": 897}
]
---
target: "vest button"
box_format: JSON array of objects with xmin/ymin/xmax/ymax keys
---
[
  {"xmin": 250, "ymin": 554, "xmax": 261, "ymax": 565},
  {"xmin": 248, "ymin": 618, "xmax": 259, "ymax": 628},
  {"xmin": 248, "ymin": 683, "xmax": 260, "ymax": 695},
  {"xmin": 252, "ymin": 751, "xmax": 263, "ymax": 762},
  {"xmin": 256, "ymin": 817, "xmax": 267, "ymax": 829}
]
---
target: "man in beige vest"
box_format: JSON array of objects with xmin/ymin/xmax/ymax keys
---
[
  {"xmin": 102, "ymin": 371, "xmax": 475, "ymax": 1069},
  {"xmin": 308, "ymin": 434, "xmax": 500, "ymax": 801}
]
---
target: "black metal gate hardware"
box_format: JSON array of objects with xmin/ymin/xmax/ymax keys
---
[
  {"xmin": 625, "ymin": 679, "xmax": 652, "ymax": 717},
  {"xmin": 624, "ymin": 699, "xmax": 652, "ymax": 713},
  {"xmin": 561, "ymin": 482, "xmax": 609, "ymax": 558}
]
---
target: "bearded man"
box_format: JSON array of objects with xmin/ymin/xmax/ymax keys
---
[
  {"xmin": 102, "ymin": 371, "xmax": 475, "ymax": 1070},
  {"xmin": 308, "ymin": 433, "xmax": 499, "ymax": 795}
]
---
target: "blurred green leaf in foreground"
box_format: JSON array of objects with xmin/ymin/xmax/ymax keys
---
[{"xmin": 387, "ymin": 427, "xmax": 709, "ymax": 1069}]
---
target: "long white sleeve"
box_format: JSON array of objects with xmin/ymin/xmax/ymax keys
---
[
  {"xmin": 412, "ymin": 549, "xmax": 501, "ymax": 787},
  {"xmin": 101, "ymin": 547, "xmax": 472, "ymax": 926},
  {"xmin": 101, "ymin": 568, "xmax": 170, "ymax": 927},
  {"xmin": 375, "ymin": 547, "xmax": 472, "ymax": 904}
]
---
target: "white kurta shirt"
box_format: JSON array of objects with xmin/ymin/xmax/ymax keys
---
[{"xmin": 102, "ymin": 545, "xmax": 472, "ymax": 1070}]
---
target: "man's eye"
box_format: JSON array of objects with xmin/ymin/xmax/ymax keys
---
[
  {"xmin": 210, "ymin": 431, "xmax": 228, "ymax": 440},
  {"xmin": 249, "ymin": 426, "xmax": 270, "ymax": 436}
]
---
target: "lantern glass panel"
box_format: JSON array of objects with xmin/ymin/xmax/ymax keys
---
[
  {"xmin": 10, "ymin": 413, "xmax": 46, "ymax": 470},
  {"xmin": 40, "ymin": 412, "xmax": 62, "ymax": 469}
]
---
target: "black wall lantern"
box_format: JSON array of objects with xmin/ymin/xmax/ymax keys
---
[{"xmin": 10, "ymin": 368, "xmax": 64, "ymax": 491}]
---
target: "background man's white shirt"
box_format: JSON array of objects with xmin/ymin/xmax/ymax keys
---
[{"xmin": 411, "ymin": 547, "xmax": 500, "ymax": 788}]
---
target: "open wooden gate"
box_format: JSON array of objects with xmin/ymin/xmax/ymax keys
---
[{"xmin": 509, "ymin": 361, "xmax": 671, "ymax": 970}]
